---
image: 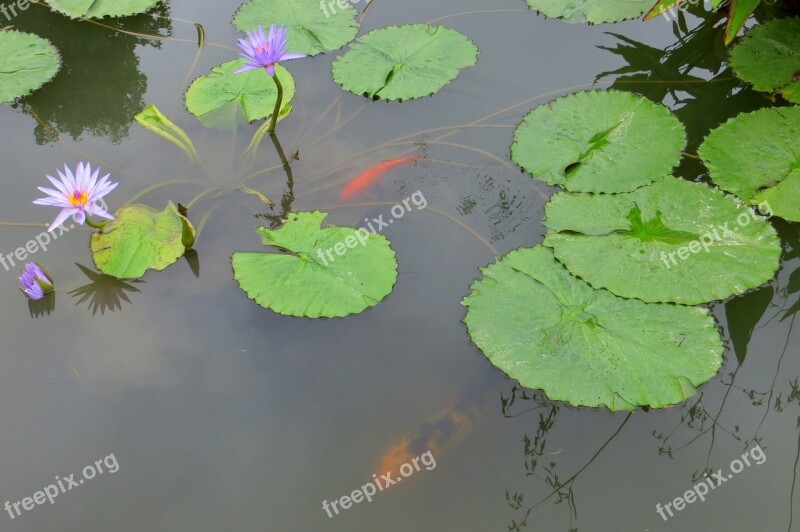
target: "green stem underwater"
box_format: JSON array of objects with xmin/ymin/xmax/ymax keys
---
[{"xmin": 269, "ymin": 74, "xmax": 284, "ymax": 134}]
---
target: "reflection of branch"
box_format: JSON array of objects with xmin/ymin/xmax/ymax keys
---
[
  {"xmin": 68, "ymin": 264, "xmax": 143, "ymax": 315},
  {"xmin": 509, "ymin": 412, "xmax": 632, "ymax": 531},
  {"xmin": 790, "ymin": 418, "xmax": 800, "ymax": 532}
]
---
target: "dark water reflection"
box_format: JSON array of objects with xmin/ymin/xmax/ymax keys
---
[{"xmin": 0, "ymin": 1, "xmax": 797, "ymax": 531}]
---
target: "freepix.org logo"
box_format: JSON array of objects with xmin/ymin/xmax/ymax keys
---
[{"xmin": 1, "ymin": 0, "xmax": 32, "ymax": 23}]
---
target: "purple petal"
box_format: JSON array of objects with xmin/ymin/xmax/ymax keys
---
[
  {"xmin": 86, "ymin": 204, "xmax": 114, "ymax": 220},
  {"xmin": 48, "ymin": 208, "xmax": 78, "ymax": 232},
  {"xmin": 234, "ymin": 64, "xmax": 259, "ymax": 74}
]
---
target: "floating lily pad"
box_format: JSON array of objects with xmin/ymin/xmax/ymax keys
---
[
  {"xmin": 730, "ymin": 18, "xmax": 800, "ymax": 103},
  {"xmin": 233, "ymin": 0, "xmax": 359, "ymax": 56},
  {"xmin": 47, "ymin": 0, "xmax": 160, "ymax": 18},
  {"xmin": 543, "ymin": 178, "xmax": 781, "ymax": 304},
  {"xmin": 91, "ymin": 203, "xmax": 193, "ymax": 279},
  {"xmin": 185, "ymin": 59, "xmax": 295, "ymax": 128},
  {"xmin": 698, "ymin": 106, "xmax": 800, "ymax": 222},
  {"xmin": 462, "ymin": 245, "xmax": 724, "ymax": 411},
  {"xmin": 232, "ymin": 212, "xmax": 397, "ymax": 318},
  {"xmin": 526, "ymin": 0, "xmax": 654, "ymax": 24},
  {"xmin": 511, "ymin": 90, "xmax": 685, "ymax": 193},
  {"xmin": 0, "ymin": 30, "xmax": 61, "ymax": 104},
  {"xmin": 332, "ymin": 24, "xmax": 478, "ymax": 101}
]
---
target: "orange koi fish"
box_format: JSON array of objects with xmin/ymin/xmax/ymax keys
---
[
  {"xmin": 376, "ymin": 398, "xmax": 482, "ymax": 479},
  {"xmin": 339, "ymin": 154, "xmax": 420, "ymax": 200}
]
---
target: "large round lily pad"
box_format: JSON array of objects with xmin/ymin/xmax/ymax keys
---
[
  {"xmin": 91, "ymin": 202, "xmax": 194, "ymax": 279},
  {"xmin": 543, "ymin": 177, "xmax": 781, "ymax": 305},
  {"xmin": 462, "ymin": 246, "xmax": 724, "ymax": 411},
  {"xmin": 47, "ymin": 0, "xmax": 160, "ymax": 18},
  {"xmin": 511, "ymin": 90, "xmax": 685, "ymax": 193},
  {"xmin": 332, "ymin": 24, "xmax": 478, "ymax": 101},
  {"xmin": 525, "ymin": 0, "xmax": 654, "ymax": 24},
  {"xmin": 233, "ymin": 0, "xmax": 359, "ymax": 56},
  {"xmin": 730, "ymin": 18, "xmax": 800, "ymax": 104},
  {"xmin": 0, "ymin": 30, "xmax": 61, "ymax": 104},
  {"xmin": 232, "ymin": 212, "xmax": 397, "ymax": 318},
  {"xmin": 698, "ymin": 106, "xmax": 800, "ymax": 223},
  {"xmin": 185, "ymin": 59, "xmax": 295, "ymax": 128}
]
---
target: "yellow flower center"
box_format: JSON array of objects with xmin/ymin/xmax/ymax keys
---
[
  {"xmin": 256, "ymin": 44, "xmax": 270, "ymax": 54},
  {"xmin": 70, "ymin": 190, "xmax": 88, "ymax": 207}
]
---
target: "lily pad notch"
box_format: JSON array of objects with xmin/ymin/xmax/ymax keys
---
[
  {"xmin": 332, "ymin": 24, "xmax": 479, "ymax": 101},
  {"xmin": 232, "ymin": 211, "xmax": 398, "ymax": 318}
]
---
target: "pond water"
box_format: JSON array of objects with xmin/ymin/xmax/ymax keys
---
[{"xmin": 0, "ymin": 1, "xmax": 798, "ymax": 530}]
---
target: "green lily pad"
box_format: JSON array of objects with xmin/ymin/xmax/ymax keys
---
[
  {"xmin": 0, "ymin": 30, "xmax": 61, "ymax": 104},
  {"xmin": 543, "ymin": 178, "xmax": 781, "ymax": 304},
  {"xmin": 526, "ymin": 0, "xmax": 654, "ymax": 24},
  {"xmin": 331, "ymin": 24, "xmax": 478, "ymax": 101},
  {"xmin": 91, "ymin": 202, "xmax": 193, "ymax": 279},
  {"xmin": 232, "ymin": 212, "xmax": 397, "ymax": 318},
  {"xmin": 47, "ymin": 0, "xmax": 160, "ymax": 18},
  {"xmin": 698, "ymin": 106, "xmax": 800, "ymax": 222},
  {"xmin": 185, "ymin": 59, "xmax": 295, "ymax": 128},
  {"xmin": 730, "ymin": 18, "xmax": 800, "ymax": 103},
  {"xmin": 511, "ymin": 90, "xmax": 685, "ymax": 193},
  {"xmin": 462, "ymin": 246, "xmax": 724, "ymax": 411},
  {"xmin": 233, "ymin": 0, "xmax": 359, "ymax": 56}
]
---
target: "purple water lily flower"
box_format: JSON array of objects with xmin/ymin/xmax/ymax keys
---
[
  {"xmin": 19, "ymin": 263, "xmax": 53, "ymax": 301},
  {"xmin": 33, "ymin": 162, "xmax": 118, "ymax": 232},
  {"xmin": 234, "ymin": 25, "xmax": 305, "ymax": 77}
]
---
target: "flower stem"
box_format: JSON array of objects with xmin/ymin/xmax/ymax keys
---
[
  {"xmin": 268, "ymin": 73, "xmax": 283, "ymax": 134},
  {"xmin": 85, "ymin": 217, "xmax": 107, "ymax": 230}
]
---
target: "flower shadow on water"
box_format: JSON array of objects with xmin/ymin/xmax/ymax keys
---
[
  {"xmin": 27, "ymin": 293, "xmax": 55, "ymax": 319},
  {"xmin": 69, "ymin": 263, "xmax": 144, "ymax": 315}
]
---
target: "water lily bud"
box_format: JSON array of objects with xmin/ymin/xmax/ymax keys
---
[{"xmin": 19, "ymin": 263, "xmax": 54, "ymax": 300}]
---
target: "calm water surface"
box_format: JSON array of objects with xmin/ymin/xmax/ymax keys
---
[{"xmin": 0, "ymin": 1, "xmax": 797, "ymax": 530}]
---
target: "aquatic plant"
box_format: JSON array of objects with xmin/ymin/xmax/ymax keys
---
[
  {"xmin": 234, "ymin": 25, "xmax": 305, "ymax": 133},
  {"xmin": 18, "ymin": 263, "xmax": 53, "ymax": 301},
  {"xmin": 332, "ymin": 24, "xmax": 478, "ymax": 101},
  {"xmin": 0, "ymin": 30, "xmax": 60, "ymax": 104},
  {"xmin": 33, "ymin": 162, "xmax": 117, "ymax": 232}
]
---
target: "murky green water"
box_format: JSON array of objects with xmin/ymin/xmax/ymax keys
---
[{"xmin": 0, "ymin": 1, "xmax": 797, "ymax": 530}]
